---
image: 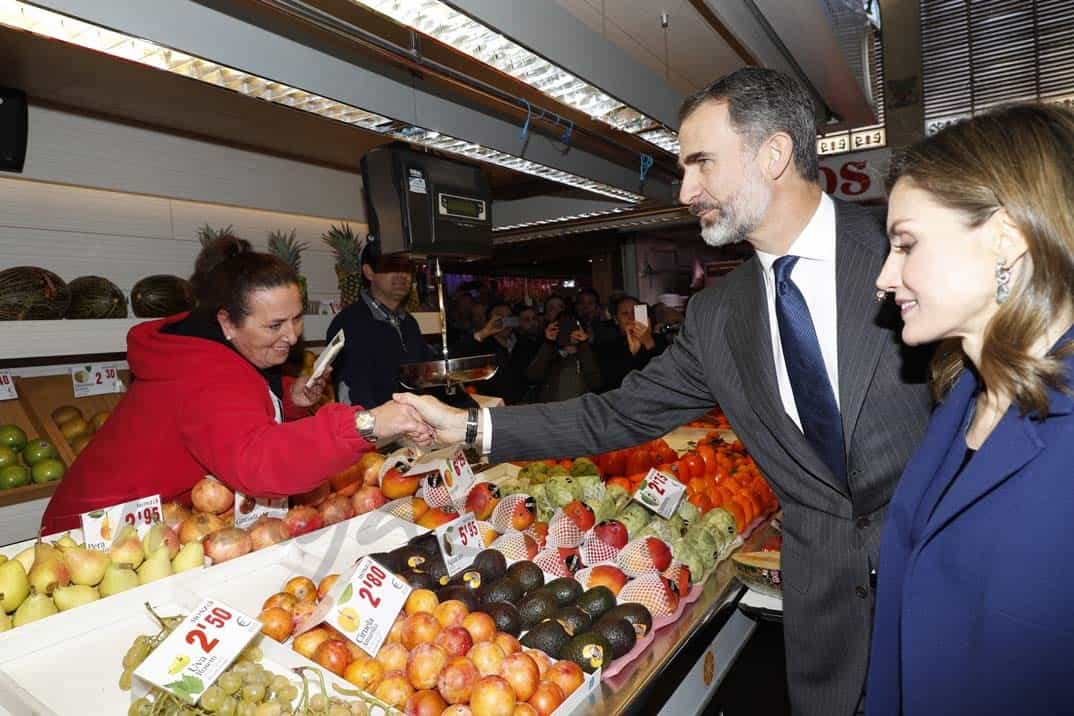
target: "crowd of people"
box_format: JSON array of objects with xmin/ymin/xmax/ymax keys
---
[{"xmin": 446, "ymin": 287, "xmax": 685, "ymax": 404}]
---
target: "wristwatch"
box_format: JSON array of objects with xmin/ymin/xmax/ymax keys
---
[{"xmin": 355, "ymin": 410, "xmax": 377, "ymax": 444}]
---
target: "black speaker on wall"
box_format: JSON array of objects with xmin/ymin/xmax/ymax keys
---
[{"xmin": 0, "ymin": 88, "xmax": 28, "ymax": 173}]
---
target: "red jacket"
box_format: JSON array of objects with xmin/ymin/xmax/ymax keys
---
[{"xmin": 41, "ymin": 314, "xmax": 373, "ymax": 533}]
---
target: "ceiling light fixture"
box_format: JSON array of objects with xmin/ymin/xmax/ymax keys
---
[{"xmin": 0, "ymin": 0, "xmax": 644, "ymax": 202}]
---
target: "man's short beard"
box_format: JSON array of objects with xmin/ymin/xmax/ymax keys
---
[{"xmin": 699, "ymin": 169, "xmax": 771, "ymax": 247}]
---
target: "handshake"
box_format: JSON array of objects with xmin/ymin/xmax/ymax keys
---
[{"xmin": 366, "ymin": 393, "xmax": 471, "ymax": 448}]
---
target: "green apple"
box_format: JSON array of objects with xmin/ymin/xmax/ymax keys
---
[
  {"xmin": 22, "ymin": 439, "xmax": 58, "ymax": 466},
  {"xmin": 0, "ymin": 424, "xmax": 27, "ymax": 453},
  {"xmin": 31, "ymin": 458, "xmax": 65, "ymax": 484},
  {"xmin": 0, "ymin": 464, "xmax": 30, "ymax": 490}
]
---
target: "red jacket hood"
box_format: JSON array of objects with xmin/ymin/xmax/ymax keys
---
[{"xmin": 127, "ymin": 312, "xmax": 254, "ymax": 384}]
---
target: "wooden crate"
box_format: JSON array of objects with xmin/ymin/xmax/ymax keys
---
[
  {"xmin": 16, "ymin": 373, "xmax": 130, "ymax": 466},
  {"xmin": 0, "ymin": 393, "xmax": 60, "ymax": 509}
]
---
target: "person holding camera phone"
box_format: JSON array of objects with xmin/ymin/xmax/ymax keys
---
[
  {"xmin": 525, "ymin": 312, "xmax": 601, "ymax": 402},
  {"xmin": 451, "ymin": 302, "xmax": 536, "ymax": 404}
]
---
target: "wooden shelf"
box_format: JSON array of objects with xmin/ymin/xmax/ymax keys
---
[{"xmin": 0, "ymin": 480, "xmax": 60, "ymax": 509}]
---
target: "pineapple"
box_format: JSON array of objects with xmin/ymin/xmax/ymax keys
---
[
  {"xmin": 321, "ymin": 223, "xmax": 363, "ymax": 307},
  {"xmin": 196, "ymin": 223, "xmax": 235, "ymax": 247},
  {"xmin": 268, "ymin": 229, "xmax": 309, "ymax": 312}
]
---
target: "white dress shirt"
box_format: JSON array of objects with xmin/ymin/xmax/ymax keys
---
[
  {"xmin": 754, "ymin": 192, "xmax": 840, "ymax": 430},
  {"xmin": 479, "ymin": 192, "xmax": 840, "ymax": 452}
]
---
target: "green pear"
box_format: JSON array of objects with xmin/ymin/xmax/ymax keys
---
[
  {"xmin": 27, "ymin": 542, "xmax": 69, "ymax": 595},
  {"xmin": 0, "ymin": 559, "xmax": 30, "ymax": 612},
  {"xmin": 61, "ymin": 544, "xmax": 110, "ymax": 586},
  {"xmin": 109, "ymin": 526, "xmax": 144, "ymax": 569},
  {"xmin": 137, "ymin": 546, "xmax": 173, "ymax": 585},
  {"xmin": 13, "ymin": 546, "xmax": 34, "ymax": 573},
  {"xmin": 171, "ymin": 541, "xmax": 204, "ymax": 574},
  {"xmin": 54, "ymin": 532, "xmax": 79, "ymax": 550},
  {"xmin": 12, "ymin": 591, "xmax": 57, "ymax": 626},
  {"xmin": 0, "ymin": 610, "xmax": 10, "ymax": 631},
  {"xmin": 99, "ymin": 563, "xmax": 139, "ymax": 597},
  {"xmin": 142, "ymin": 523, "xmax": 179, "ymax": 561},
  {"xmin": 52, "ymin": 584, "xmax": 100, "ymax": 611}
]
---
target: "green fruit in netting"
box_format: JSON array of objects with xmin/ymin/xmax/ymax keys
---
[
  {"xmin": 0, "ymin": 425, "xmax": 27, "ymax": 453},
  {"xmin": 31, "ymin": 458, "xmax": 65, "ymax": 484},
  {"xmin": 0, "ymin": 464, "xmax": 30, "ymax": 490},
  {"xmin": 22, "ymin": 439, "xmax": 58, "ymax": 466}
]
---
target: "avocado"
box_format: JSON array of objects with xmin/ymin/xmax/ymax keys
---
[
  {"xmin": 483, "ymin": 601, "xmax": 522, "ymax": 636},
  {"xmin": 367, "ymin": 552, "xmax": 396, "ymax": 574},
  {"xmin": 419, "ymin": 557, "xmax": 448, "ymax": 584},
  {"xmin": 554, "ymin": 606, "xmax": 593, "ymax": 637},
  {"xmin": 479, "ymin": 577, "xmax": 525, "ymax": 607},
  {"xmin": 591, "ymin": 617, "xmax": 636, "ymax": 659},
  {"xmin": 544, "ymin": 577, "xmax": 584, "ymax": 607},
  {"xmin": 390, "ymin": 544, "xmax": 430, "ymax": 571},
  {"xmin": 519, "ymin": 619, "xmax": 570, "ymax": 659},
  {"xmin": 576, "ymin": 586, "xmax": 617, "ymax": 620},
  {"xmin": 472, "ymin": 549, "xmax": 508, "ymax": 582},
  {"xmin": 401, "ymin": 568, "xmax": 437, "ymax": 591},
  {"xmin": 518, "ymin": 590, "xmax": 560, "ymax": 629},
  {"xmin": 409, "ymin": 533, "xmax": 442, "ymax": 559},
  {"xmin": 448, "ymin": 569, "xmax": 484, "ymax": 591},
  {"xmin": 562, "ymin": 632, "xmax": 613, "ymax": 673},
  {"xmin": 438, "ymin": 585, "xmax": 479, "ymax": 611},
  {"xmin": 600, "ymin": 603, "xmax": 653, "ymax": 639},
  {"xmin": 506, "ymin": 561, "xmax": 545, "ymax": 593}
]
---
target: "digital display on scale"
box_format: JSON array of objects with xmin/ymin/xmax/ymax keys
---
[{"xmin": 438, "ymin": 192, "xmax": 486, "ymax": 221}]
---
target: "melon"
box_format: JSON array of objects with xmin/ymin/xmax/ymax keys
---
[
  {"xmin": 65, "ymin": 275, "xmax": 128, "ymax": 319},
  {"xmin": 130, "ymin": 275, "xmax": 194, "ymax": 317},
  {"xmin": 732, "ymin": 550, "xmax": 782, "ymax": 598},
  {"xmin": 0, "ymin": 266, "xmax": 70, "ymax": 320}
]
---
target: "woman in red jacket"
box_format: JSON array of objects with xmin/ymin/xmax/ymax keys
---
[{"xmin": 41, "ymin": 237, "xmax": 431, "ymax": 532}]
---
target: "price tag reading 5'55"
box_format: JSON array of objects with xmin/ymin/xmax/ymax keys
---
[
  {"xmin": 632, "ymin": 468, "xmax": 686, "ymax": 519},
  {"xmin": 436, "ymin": 511, "xmax": 483, "ymax": 576},
  {"xmin": 134, "ymin": 599, "xmax": 260, "ymax": 704},
  {"xmin": 71, "ymin": 363, "xmax": 121, "ymax": 397},
  {"xmin": 324, "ymin": 556, "xmax": 411, "ymax": 657}
]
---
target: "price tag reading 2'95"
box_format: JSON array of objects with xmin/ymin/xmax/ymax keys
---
[
  {"xmin": 324, "ymin": 556, "xmax": 411, "ymax": 657},
  {"xmin": 632, "ymin": 468, "xmax": 686, "ymax": 519},
  {"xmin": 134, "ymin": 599, "xmax": 259, "ymax": 704},
  {"xmin": 435, "ymin": 511, "xmax": 483, "ymax": 576},
  {"xmin": 80, "ymin": 494, "xmax": 162, "ymax": 550}
]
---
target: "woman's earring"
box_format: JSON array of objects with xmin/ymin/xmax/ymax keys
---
[
  {"xmin": 995, "ymin": 258, "xmax": 1011, "ymax": 304},
  {"xmin": 875, "ymin": 290, "xmax": 888, "ymax": 304}
]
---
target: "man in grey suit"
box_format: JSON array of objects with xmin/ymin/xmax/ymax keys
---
[{"xmin": 396, "ymin": 68, "xmax": 932, "ymax": 716}]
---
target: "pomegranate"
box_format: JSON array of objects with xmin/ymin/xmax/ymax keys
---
[
  {"xmin": 203, "ymin": 527, "xmax": 253, "ymax": 564},
  {"xmin": 161, "ymin": 501, "xmax": 192, "ymax": 531},
  {"xmin": 283, "ymin": 505, "xmax": 323, "ymax": 537},
  {"xmin": 177, "ymin": 512, "xmax": 225, "ymax": 545},
  {"xmin": 352, "ymin": 485, "xmax": 387, "ymax": 515},
  {"xmin": 319, "ymin": 494, "xmax": 355, "ymax": 526},
  {"xmin": 190, "ymin": 476, "xmax": 233, "ymax": 515},
  {"xmin": 249, "ymin": 517, "xmax": 290, "ymax": 550}
]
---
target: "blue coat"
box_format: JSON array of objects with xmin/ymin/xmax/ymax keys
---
[{"xmin": 866, "ymin": 329, "xmax": 1074, "ymax": 715}]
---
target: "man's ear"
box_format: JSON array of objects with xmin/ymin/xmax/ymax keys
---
[{"xmin": 763, "ymin": 133, "xmax": 795, "ymax": 181}]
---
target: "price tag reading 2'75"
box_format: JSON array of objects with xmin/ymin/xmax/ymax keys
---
[
  {"xmin": 324, "ymin": 556, "xmax": 412, "ymax": 657},
  {"xmin": 435, "ymin": 511, "xmax": 483, "ymax": 576},
  {"xmin": 632, "ymin": 468, "xmax": 686, "ymax": 519},
  {"xmin": 134, "ymin": 599, "xmax": 260, "ymax": 704}
]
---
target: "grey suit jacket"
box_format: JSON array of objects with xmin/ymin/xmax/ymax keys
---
[{"xmin": 488, "ymin": 199, "xmax": 933, "ymax": 716}]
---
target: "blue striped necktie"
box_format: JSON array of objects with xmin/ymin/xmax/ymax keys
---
[{"xmin": 773, "ymin": 255, "xmax": 847, "ymax": 489}]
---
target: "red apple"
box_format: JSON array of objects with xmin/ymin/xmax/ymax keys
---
[
  {"xmin": 352, "ymin": 485, "xmax": 387, "ymax": 515},
  {"xmin": 587, "ymin": 565, "xmax": 628, "ymax": 596},
  {"xmin": 283, "ymin": 505, "xmax": 323, "ymax": 537},
  {"xmin": 645, "ymin": 536, "xmax": 672, "ymax": 572},
  {"xmin": 382, "ymin": 468, "xmax": 421, "ymax": 499},
  {"xmin": 594, "ymin": 520, "xmax": 628, "ymax": 549},
  {"xmin": 438, "ymin": 656, "xmax": 480, "ymax": 704},
  {"xmin": 435, "ymin": 626, "xmax": 475, "ymax": 658},
  {"xmin": 466, "ymin": 482, "xmax": 501, "ymax": 521},
  {"xmin": 562, "ymin": 501, "xmax": 595, "ymax": 532}
]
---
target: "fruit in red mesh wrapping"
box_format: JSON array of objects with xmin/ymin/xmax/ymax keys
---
[
  {"xmin": 533, "ymin": 547, "xmax": 572, "ymax": 578},
  {"xmin": 491, "ymin": 532, "xmax": 539, "ymax": 562},
  {"xmin": 546, "ymin": 511, "xmax": 584, "ymax": 549},
  {"xmin": 586, "ymin": 564, "xmax": 628, "ymax": 596},
  {"xmin": 525, "ymin": 522, "xmax": 548, "ymax": 549},
  {"xmin": 421, "ymin": 471, "xmax": 454, "ymax": 509},
  {"xmin": 466, "ymin": 482, "xmax": 501, "ymax": 521},
  {"xmin": 491, "ymin": 494, "xmax": 537, "ymax": 532},
  {"xmin": 477, "ymin": 521, "xmax": 499, "ymax": 548},
  {"xmin": 558, "ymin": 547, "xmax": 582, "ymax": 574},
  {"xmin": 417, "ymin": 507, "xmax": 458, "ymax": 529},
  {"xmin": 616, "ymin": 537, "xmax": 672, "ymax": 576},
  {"xmin": 618, "ymin": 574, "xmax": 679, "ymax": 616},
  {"xmin": 562, "ymin": 501, "xmax": 595, "ymax": 532},
  {"xmin": 662, "ymin": 561, "xmax": 691, "ymax": 597},
  {"xmin": 593, "ymin": 520, "xmax": 628, "ymax": 549},
  {"xmin": 578, "ymin": 535, "xmax": 620, "ymax": 566}
]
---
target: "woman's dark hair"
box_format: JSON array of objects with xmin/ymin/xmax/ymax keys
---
[{"xmin": 191, "ymin": 236, "xmax": 298, "ymax": 323}]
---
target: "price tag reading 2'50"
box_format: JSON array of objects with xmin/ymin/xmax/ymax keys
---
[
  {"xmin": 323, "ymin": 556, "xmax": 411, "ymax": 657},
  {"xmin": 632, "ymin": 468, "xmax": 686, "ymax": 519}
]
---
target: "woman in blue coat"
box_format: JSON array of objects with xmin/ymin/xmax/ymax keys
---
[{"xmin": 867, "ymin": 104, "xmax": 1074, "ymax": 715}]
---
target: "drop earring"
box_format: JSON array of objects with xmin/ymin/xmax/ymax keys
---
[
  {"xmin": 995, "ymin": 257, "xmax": 1011, "ymax": 304},
  {"xmin": 875, "ymin": 290, "xmax": 888, "ymax": 304}
]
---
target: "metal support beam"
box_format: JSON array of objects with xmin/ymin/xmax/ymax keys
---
[{"xmin": 492, "ymin": 196, "xmax": 627, "ymax": 229}]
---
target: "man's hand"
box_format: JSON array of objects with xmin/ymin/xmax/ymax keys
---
[
  {"xmin": 392, "ymin": 393, "xmax": 469, "ymax": 445},
  {"xmin": 475, "ymin": 316, "xmax": 504, "ymax": 342},
  {"xmin": 369, "ymin": 401, "xmax": 435, "ymax": 446},
  {"xmin": 291, "ymin": 367, "xmax": 330, "ymax": 407},
  {"xmin": 625, "ymin": 322, "xmax": 655, "ymax": 355},
  {"xmin": 570, "ymin": 327, "xmax": 590, "ymax": 345},
  {"xmin": 544, "ymin": 321, "xmax": 560, "ymax": 343}
]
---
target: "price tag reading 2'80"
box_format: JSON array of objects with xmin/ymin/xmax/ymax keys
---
[
  {"xmin": 632, "ymin": 468, "xmax": 686, "ymax": 519},
  {"xmin": 324, "ymin": 556, "xmax": 411, "ymax": 657},
  {"xmin": 134, "ymin": 599, "xmax": 260, "ymax": 704},
  {"xmin": 435, "ymin": 511, "xmax": 483, "ymax": 576}
]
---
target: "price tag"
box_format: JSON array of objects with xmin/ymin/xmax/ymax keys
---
[
  {"xmin": 233, "ymin": 490, "xmax": 288, "ymax": 530},
  {"xmin": 321, "ymin": 556, "xmax": 411, "ymax": 657},
  {"xmin": 411, "ymin": 445, "xmax": 475, "ymax": 511},
  {"xmin": 81, "ymin": 494, "xmax": 162, "ymax": 550},
  {"xmin": 0, "ymin": 371, "xmax": 17, "ymax": 401},
  {"xmin": 632, "ymin": 468, "xmax": 685, "ymax": 519},
  {"xmin": 134, "ymin": 599, "xmax": 260, "ymax": 704},
  {"xmin": 71, "ymin": 363, "xmax": 121, "ymax": 397},
  {"xmin": 435, "ymin": 511, "xmax": 483, "ymax": 576}
]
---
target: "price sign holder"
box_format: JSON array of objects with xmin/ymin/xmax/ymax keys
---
[
  {"xmin": 71, "ymin": 363, "xmax": 122, "ymax": 398},
  {"xmin": 233, "ymin": 491, "xmax": 288, "ymax": 530},
  {"xmin": 134, "ymin": 599, "xmax": 260, "ymax": 704},
  {"xmin": 80, "ymin": 494, "xmax": 162, "ymax": 551},
  {"xmin": 313, "ymin": 555, "xmax": 411, "ymax": 657},
  {"xmin": 435, "ymin": 511, "xmax": 483, "ymax": 576},
  {"xmin": 410, "ymin": 445, "xmax": 475, "ymax": 510},
  {"xmin": 0, "ymin": 370, "xmax": 17, "ymax": 401},
  {"xmin": 632, "ymin": 468, "xmax": 685, "ymax": 519}
]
